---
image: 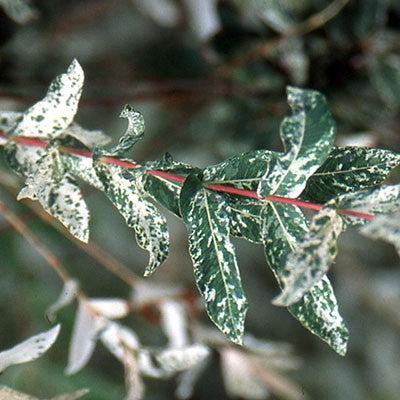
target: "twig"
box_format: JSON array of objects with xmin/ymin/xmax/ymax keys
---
[
  {"xmin": 0, "ymin": 172, "xmax": 141, "ymax": 287},
  {"xmin": 216, "ymin": 0, "xmax": 351, "ymax": 77},
  {"xmin": 0, "ymin": 131, "xmax": 374, "ymax": 221},
  {"xmin": 0, "ymin": 198, "xmax": 72, "ymax": 284}
]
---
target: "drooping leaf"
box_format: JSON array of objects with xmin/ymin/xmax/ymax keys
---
[
  {"xmin": 46, "ymin": 279, "xmax": 79, "ymax": 323},
  {"xmin": 273, "ymin": 207, "xmax": 344, "ymax": 307},
  {"xmin": 258, "ymin": 87, "xmax": 335, "ymax": 198},
  {"xmin": 180, "ymin": 174, "xmax": 248, "ymax": 345},
  {"xmin": 17, "ymin": 148, "xmax": 90, "ymax": 242},
  {"xmin": 301, "ymin": 146, "xmax": 400, "ymax": 203},
  {"xmin": 63, "ymin": 124, "xmax": 111, "ymax": 148},
  {"xmin": 11, "ymin": 60, "xmax": 84, "ymax": 139},
  {"xmin": 89, "ymin": 298, "xmax": 130, "ymax": 319},
  {"xmin": 93, "ymin": 162, "xmax": 169, "ymax": 276},
  {"xmin": 66, "ymin": 302, "xmax": 107, "ymax": 375},
  {"xmin": 262, "ymin": 203, "xmax": 348, "ymax": 355},
  {"xmin": 0, "ymin": 325, "xmax": 60, "ymax": 373},
  {"xmin": 175, "ymin": 357, "xmax": 209, "ymax": 400},
  {"xmin": 159, "ymin": 300, "xmax": 188, "ymax": 348}
]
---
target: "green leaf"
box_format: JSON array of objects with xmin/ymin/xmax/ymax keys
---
[
  {"xmin": 93, "ymin": 162, "xmax": 169, "ymax": 276},
  {"xmin": 301, "ymin": 146, "xmax": 400, "ymax": 203},
  {"xmin": 272, "ymin": 207, "xmax": 343, "ymax": 307},
  {"xmin": 262, "ymin": 203, "xmax": 348, "ymax": 355},
  {"xmin": 141, "ymin": 158, "xmax": 200, "ymax": 217},
  {"xmin": 227, "ymin": 197, "xmax": 263, "ymax": 243},
  {"xmin": 11, "ymin": 60, "xmax": 84, "ymax": 139},
  {"xmin": 17, "ymin": 148, "xmax": 90, "ymax": 242},
  {"xmin": 203, "ymin": 149, "xmax": 276, "ymax": 190},
  {"xmin": 180, "ymin": 174, "xmax": 248, "ymax": 345},
  {"xmin": 258, "ymin": 87, "xmax": 335, "ymax": 198}
]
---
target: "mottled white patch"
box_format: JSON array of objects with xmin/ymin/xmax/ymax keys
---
[{"xmin": 12, "ymin": 60, "xmax": 84, "ymax": 139}]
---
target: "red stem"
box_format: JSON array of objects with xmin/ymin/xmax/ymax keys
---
[{"xmin": 0, "ymin": 131, "xmax": 374, "ymax": 221}]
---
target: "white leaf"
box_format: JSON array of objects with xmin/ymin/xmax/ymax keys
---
[
  {"xmin": 184, "ymin": 0, "xmax": 220, "ymax": 40},
  {"xmin": 11, "ymin": 60, "xmax": 84, "ymax": 139},
  {"xmin": 0, "ymin": 0, "xmax": 38, "ymax": 24},
  {"xmin": 132, "ymin": 0, "xmax": 179, "ymax": 27},
  {"xmin": 156, "ymin": 344, "xmax": 210, "ymax": 374},
  {"xmin": 159, "ymin": 300, "xmax": 188, "ymax": 348},
  {"xmin": 65, "ymin": 302, "xmax": 106, "ymax": 375},
  {"xmin": 131, "ymin": 281, "xmax": 182, "ymax": 307},
  {"xmin": 100, "ymin": 322, "xmax": 140, "ymax": 362},
  {"xmin": 0, "ymin": 111, "xmax": 22, "ymax": 133},
  {"xmin": 175, "ymin": 357, "xmax": 209, "ymax": 400},
  {"xmin": 46, "ymin": 279, "xmax": 79, "ymax": 323},
  {"xmin": 220, "ymin": 348, "xmax": 269, "ymax": 400},
  {"xmin": 0, "ymin": 325, "xmax": 60, "ymax": 373},
  {"xmin": 89, "ymin": 298, "xmax": 130, "ymax": 319}
]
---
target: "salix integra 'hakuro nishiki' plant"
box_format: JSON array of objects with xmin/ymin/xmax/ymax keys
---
[{"xmin": 1, "ymin": 60, "xmax": 400, "ymax": 361}]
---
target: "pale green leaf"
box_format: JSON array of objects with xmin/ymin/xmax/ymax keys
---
[
  {"xmin": 258, "ymin": 87, "xmax": 335, "ymax": 198},
  {"xmin": 302, "ymin": 146, "xmax": 400, "ymax": 203},
  {"xmin": 180, "ymin": 174, "xmax": 248, "ymax": 345},
  {"xmin": 11, "ymin": 60, "xmax": 84, "ymax": 139},
  {"xmin": 272, "ymin": 207, "xmax": 343, "ymax": 307},
  {"xmin": 262, "ymin": 203, "xmax": 348, "ymax": 355}
]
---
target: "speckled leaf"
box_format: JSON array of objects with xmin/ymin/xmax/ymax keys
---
[
  {"xmin": 141, "ymin": 158, "xmax": 200, "ymax": 216},
  {"xmin": 180, "ymin": 174, "xmax": 248, "ymax": 345},
  {"xmin": 228, "ymin": 197, "xmax": 263, "ymax": 243},
  {"xmin": 0, "ymin": 0, "xmax": 38, "ymax": 24},
  {"xmin": 262, "ymin": 203, "xmax": 348, "ymax": 355},
  {"xmin": 203, "ymin": 149, "xmax": 277, "ymax": 190},
  {"xmin": 273, "ymin": 207, "xmax": 344, "ymax": 307},
  {"xmin": 0, "ymin": 111, "xmax": 22, "ymax": 132},
  {"xmin": 94, "ymin": 162, "xmax": 169, "ymax": 276},
  {"xmin": 11, "ymin": 60, "xmax": 84, "ymax": 139},
  {"xmin": 105, "ymin": 105, "xmax": 145, "ymax": 158},
  {"xmin": 337, "ymin": 184, "xmax": 400, "ymax": 227},
  {"xmin": 5, "ymin": 142, "xmax": 45, "ymax": 177},
  {"xmin": 302, "ymin": 147, "xmax": 400, "ymax": 203},
  {"xmin": 17, "ymin": 149, "xmax": 90, "ymax": 242},
  {"xmin": 361, "ymin": 211, "xmax": 400, "ymax": 256},
  {"xmin": 258, "ymin": 87, "xmax": 335, "ymax": 198}
]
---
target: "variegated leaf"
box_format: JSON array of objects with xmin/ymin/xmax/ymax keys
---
[
  {"xmin": 273, "ymin": 207, "xmax": 344, "ymax": 307},
  {"xmin": 63, "ymin": 124, "xmax": 111, "ymax": 148},
  {"xmin": 258, "ymin": 87, "xmax": 335, "ymax": 198},
  {"xmin": 17, "ymin": 149, "xmax": 90, "ymax": 242},
  {"xmin": 301, "ymin": 146, "xmax": 400, "ymax": 203},
  {"xmin": 141, "ymin": 158, "xmax": 200, "ymax": 217},
  {"xmin": 203, "ymin": 149, "xmax": 276, "ymax": 190},
  {"xmin": 94, "ymin": 162, "xmax": 169, "ymax": 276},
  {"xmin": 180, "ymin": 174, "xmax": 248, "ymax": 345},
  {"xmin": 262, "ymin": 203, "xmax": 348, "ymax": 355},
  {"xmin": 105, "ymin": 105, "xmax": 145, "ymax": 158},
  {"xmin": 361, "ymin": 211, "xmax": 400, "ymax": 256},
  {"xmin": 0, "ymin": 111, "xmax": 22, "ymax": 132},
  {"xmin": 11, "ymin": 60, "xmax": 84, "ymax": 139},
  {"xmin": 0, "ymin": 325, "xmax": 60, "ymax": 373},
  {"xmin": 0, "ymin": 0, "xmax": 37, "ymax": 24}
]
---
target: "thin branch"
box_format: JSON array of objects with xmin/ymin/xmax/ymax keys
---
[
  {"xmin": 0, "ymin": 198, "xmax": 71, "ymax": 284},
  {"xmin": 0, "ymin": 131, "xmax": 374, "ymax": 221},
  {"xmin": 216, "ymin": 0, "xmax": 351, "ymax": 77},
  {"xmin": 0, "ymin": 171, "xmax": 141, "ymax": 287}
]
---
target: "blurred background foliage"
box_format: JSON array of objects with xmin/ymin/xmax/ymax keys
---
[{"xmin": 0, "ymin": 0, "xmax": 400, "ymax": 399}]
